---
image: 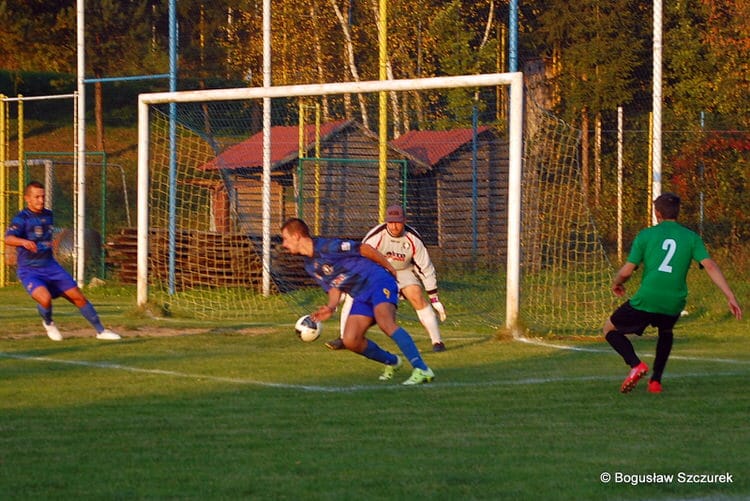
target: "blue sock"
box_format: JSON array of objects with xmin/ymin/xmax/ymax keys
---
[
  {"xmin": 391, "ymin": 327, "xmax": 428, "ymax": 370},
  {"xmin": 37, "ymin": 305, "xmax": 53, "ymax": 325},
  {"xmin": 79, "ymin": 301, "xmax": 105, "ymax": 333},
  {"xmin": 361, "ymin": 339, "xmax": 398, "ymax": 365}
]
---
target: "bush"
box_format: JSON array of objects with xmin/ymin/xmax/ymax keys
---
[{"xmin": 670, "ymin": 131, "xmax": 750, "ymax": 246}]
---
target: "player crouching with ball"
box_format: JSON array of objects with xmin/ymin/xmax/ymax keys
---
[
  {"xmin": 280, "ymin": 217, "xmax": 434, "ymax": 385},
  {"xmin": 328, "ymin": 204, "xmax": 447, "ymax": 352}
]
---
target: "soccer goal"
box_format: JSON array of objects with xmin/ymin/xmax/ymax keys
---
[
  {"xmin": 133, "ymin": 72, "xmax": 614, "ymax": 335},
  {"xmin": 521, "ymin": 102, "xmax": 619, "ymax": 334}
]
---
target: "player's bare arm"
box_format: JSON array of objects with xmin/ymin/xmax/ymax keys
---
[
  {"xmin": 611, "ymin": 262, "xmax": 637, "ymax": 297},
  {"xmin": 312, "ymin": 288, "xmax": 342, "ymax": 322},
  {"xmin": 4, "ymin": 235, "xmax": 37, "ymax": 253},
  {"xmin": 360, "ymin": 243, "xmax": 397, "ymax": 276},
  {"xmin": 700, "ymin": 258, "xmax": 742, "ymax": 320}
]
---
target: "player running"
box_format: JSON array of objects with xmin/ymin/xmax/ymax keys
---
[
  {"xmin": 5, "ymin": 181, "xmax": 121, "ymax": 341},
  {"xmin": 604, "ymin": 192, "xmax": 741, "ymax": 393},
  {"xmin": 326, "ymin": 204, "xmax": 447, "ymax": 352},
  {"xmin": 280, "ymin": 217, "xmax": 434, "ymax": 385}
]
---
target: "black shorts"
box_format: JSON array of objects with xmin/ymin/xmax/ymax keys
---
[{"xmin": 610, "ymin": 301, "xmax": 680, "ymax": 336}]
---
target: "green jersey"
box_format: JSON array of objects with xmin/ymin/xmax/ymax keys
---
[{"xmin": 627, "ymin": 220, "xmax": 710, "ymax": 316}]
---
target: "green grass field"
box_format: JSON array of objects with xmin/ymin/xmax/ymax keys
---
[{"xmin": 0, "ymin": 283, "xmax": 748, "ymax": 500}]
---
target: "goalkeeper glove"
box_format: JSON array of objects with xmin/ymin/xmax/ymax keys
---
[{"xmin": 429, "ymin": 293, "xmax": 447, "ymax": 322}]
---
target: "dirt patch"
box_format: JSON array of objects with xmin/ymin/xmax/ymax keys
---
[{"xmin": 1, "ymin": 325, "xmax": 275, "ymax": 341}]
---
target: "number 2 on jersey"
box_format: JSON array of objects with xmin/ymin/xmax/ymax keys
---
[{"xmin": 658, "ymin": 238, "xmax": 677, "ymax": 273}]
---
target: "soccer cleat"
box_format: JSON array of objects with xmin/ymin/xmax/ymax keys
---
[
  {"xmin": 432, "ymin": 342, "xmax": 446, "ymax": 352},
  {"xmin": 96, "ymin": 329, "xmax": 121, "ymax": 340},
  {"xmin": 325, "ymin": 337, "xmax": 345, "ymax": 350},
  {"xmin": 620, "ymin": 361, "xmax": 648, "ymax": 393},
  {"xmin": 378, "ymin": 355, "xmax": 403, "ymax": 381},
  {"xmin": 43, "ymin": 321, "xmax": 63, "ymax": 342},
  {"xmin": 648, "ymin": 380, "xmax": 662, "ymax": 393},
  {"xmin": 403, "ymin": 367, "xmax": 435, "ymax": 385}
]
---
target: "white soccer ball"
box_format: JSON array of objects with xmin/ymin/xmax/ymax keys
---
[{"xmin": 295, "ymin": 315, "xmax": 321, "ymax": 342}]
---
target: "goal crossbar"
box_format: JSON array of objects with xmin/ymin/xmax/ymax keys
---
[{"xmin": 136, "ymin": 72, "xmax": 523, "ymax": 331}]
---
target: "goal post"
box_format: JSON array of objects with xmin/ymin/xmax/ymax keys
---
[{"xmin": 136, "ymin": 73, "xmax": 524, "ymax": 328}]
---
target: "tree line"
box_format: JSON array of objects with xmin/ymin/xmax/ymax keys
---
[
  {"xmin": 1, "ymin": 0, "xmax": 748, "ymax": 242},
  {"xmin": 2, "ymin": 1, "xmax": 747, "ymax": 128}
]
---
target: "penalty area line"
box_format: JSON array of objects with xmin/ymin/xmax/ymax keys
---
[
  {"xmin": 2, "ymin": 350, "xmax": 749, "ymax": 393},
  {"xmin": 513, "ymin": 335, "xmax": 750, "ymax": 365}
]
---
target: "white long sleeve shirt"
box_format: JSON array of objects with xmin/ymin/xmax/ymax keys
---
[{"xmin": 362, "ymin": 223, "xmax": 438, "ymax": 294}]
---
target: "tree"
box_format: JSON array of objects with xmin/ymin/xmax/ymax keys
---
[
  {"xmin": 0, "ymin": 1, "xmax": 73, "ymax": 73},
  {"xmin": 670, "ymin": 132, "xmax": 750, "ymax": 245},
  {"xmin": 88, "ymin": 0, "xmax": 156, "ymax": 150},
  {"xmin": 328, "ymin": 0, "xmax": 371, "ymax": 127},
  {"xmin": 429, "ymin": 0, "xmax": 498, "ymax": 126},
  {"xmin": 703, "ymin": 0, "xmax": 750, "ymax": 127},
  {"xmin": 530, "ymin": 0, "xmax": 649, "ymax": 122},
  {"xmin": 42, "ymin": 1, "xmax": 159, "ymax": 150},
  {"xmin": 525, "ymin": 0, "xmax": 650, "ymax": 205},
  {"xmin": 666, "ymin": 0, "xmax": 750, "ymax": 130},
  {"xmin": 177, "ymin": 0, "xmax": 236, "ymax": 87}
]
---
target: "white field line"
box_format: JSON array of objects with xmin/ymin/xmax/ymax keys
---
[
  {"xmin": 513, "ymin": 335, "xmax": 750, "ymax": 365},
  {"xmin": 1, "ymin": 347, "xmax": 749, "ymax": 393},
  {"xmin": 0, "ymin": 351, "xmax": 340, "ymax": 392}
]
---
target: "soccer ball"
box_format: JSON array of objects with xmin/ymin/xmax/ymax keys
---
[{"xmin": 295, "ymin": 315, "xmax": 321, "ymax": 342}]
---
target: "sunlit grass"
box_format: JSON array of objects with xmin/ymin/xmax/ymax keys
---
[{"xmin": 0, "ymin": 280, "xmax": 748, "ymax": 500}]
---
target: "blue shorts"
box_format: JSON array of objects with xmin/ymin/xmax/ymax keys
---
[
  {"xmin": 17, "ymin": 262, "xmax": 78, "ymax": 299},
  {"xmin": 349, "ymin": 273, "xmax": 399, "ymax": 318}
]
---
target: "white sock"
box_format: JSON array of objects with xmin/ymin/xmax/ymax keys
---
[
  {"xmin": 417, "ymin": 305, "xmax": 442, "ymax": 344},
  {"xmin": 339, "ymin": 294, "xmax": 354, "ymax": 338}
]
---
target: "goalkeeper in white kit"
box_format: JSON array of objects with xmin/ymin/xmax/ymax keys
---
[{"xmin": 326, "ymin": 204, "xmax": 448, "ymax": 352}]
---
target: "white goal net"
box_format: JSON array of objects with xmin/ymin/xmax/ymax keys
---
[{"xmin": 130, "ymin": 73, "xmax": 614, "ymax": 336}]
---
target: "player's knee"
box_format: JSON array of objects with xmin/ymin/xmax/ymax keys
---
[
  {"xmin": 62, "ymin": 287, "xmax": 86, "ymax": 306},
  {"xmin": 398, "ymin": 284, "xmax": 420, "ymax": 299},
  {"xmin": 30, "ymin": 285, "xmax": 52, "ymax": 303},
  {"xmin": 407, "ymin": 292, "xmax": 429, "ymax": 310},
  {"xmin": 605, "ymin": 330, "xmax": 623, "ymax": 343},
  {"xmin": 658, "ymin": 329, "xmax": 673, "ymax": 340},
  {"xmin": 35, "ymin": 298, "xmax": 53, "ymax": 309},
  {"xmin": 342, "ymin": 335, "xmax": 365, "ymax": 353},
  {"xmin": 378, "ymin": 320, "xmax": 400, "ymax": 336},
  {"xmin": 602, "ymin": 319, "xmax": 616, "ymax": 337},
  {"xmin": 70, "ymin": 296, "xmax": 89, "ymax": 308}
]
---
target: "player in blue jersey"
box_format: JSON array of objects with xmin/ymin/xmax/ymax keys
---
[
  {"xmin": 604, "ymin": 192, "xmax": 741, "ymax": 393},
  {"xmin": 327, "ymin": 205, "xmax": 447, "ymax": 352},
  {"xmin": 5, "ymin": 181, "xmax": 121, "ymax": 341},
  {"xmin": 280, "ymin": 217, "xmax": 434, "ymax": 385}
]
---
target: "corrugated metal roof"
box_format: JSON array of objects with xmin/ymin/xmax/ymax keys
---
[
  {"xmin": 390, "ymin": 127, "xmax": 490, "ymax": 166},
  {"xmin": 201, "ymin": 119, "xmax": 350, "ymax": 170},
  {"xmin": 201, "ymin": 121, "xmax": 490, "ymax": 171}
]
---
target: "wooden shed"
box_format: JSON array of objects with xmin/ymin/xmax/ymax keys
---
[
  {"xmin": 200, "ymin": 119, "xmax": 422, "ymax": 238},
  {"xmin": 204, "ymin": 121, "xmax": 509, "ymax": 267},
  {"xmin": 391, "ymin": 127, "xmax": 509, "ymax": 267},
  {"xmin": 107, "ymin": 120, "xmax": 508, "ymax": 286},
  {"xmin": 190, "ymin": 120, "xmax": 421, "ymax": 290}
]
